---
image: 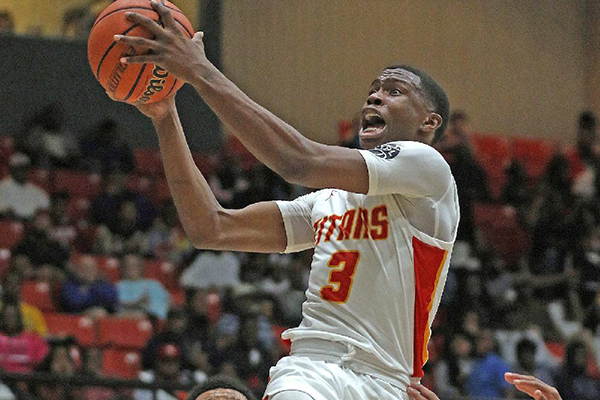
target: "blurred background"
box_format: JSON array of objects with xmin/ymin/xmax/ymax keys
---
[{"xmin": 0, "ymin": 0, "xmax": 599, "ymax": 399}]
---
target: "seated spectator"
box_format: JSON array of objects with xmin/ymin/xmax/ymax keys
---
[
  {"xmin": 117, "ymin": 253, "xmax": 170, "ymax": 320},
  {"xmin": 0, "ymin": 303, "xmax": 48, "ymax": 373},
  {"xmin": 180, "ymin": 250, "xmax": 241, "ymax": 290},
  {"xmin": 0, "ymin": 153, "xmax": 49, "ymax": 221},
  {"xmin": 0, "ymin": 10, "xmax": 14, "ymax": 33},
  {"xmin": 81, "ymin": 118, "xmax": 135, "ymax": 173},
  {"xmin": 61, "ymin": 255, "xmax": 117, "ymax": 316},
  {"xmin": 0, "ymin": 271, "xmax": 48, "ymax": 337},
  {"xmin": 20, "ymin": 103, "xmax": 81, "ymax": 169},
  {"xmin": 433, "ymin": 331, "xmax": 474, "ymax": 399},
  {"xmin": 135, "ymin": 344, "xmax": 198, "ymax": 400},
  {"xmin": 467, "ymin": 328, "xmax": 511, "ymax": 398},
  {"xmin": 566, "ymin": 111, "xmax": 599, "ymax": 198},
  {"xmin": 91, "ymin": 168, "xmax": 156, "ymax": 233},
  {"xmin": 79, "ymin": 347, "xmax": 115, "ymax": 400},
  {"xmin": 208, "ymin": 153, "xmax": 249, "ymax": 209},
  {"xmin": 510, "ymin": 338, "xmax": 555, "ymax": 398},
  {"xmin": 142, "ymin": 307, "xmax": 189, "ymax": 371},
  {"xmin": 13, "ymin": 210, "xmax": 70, "ymax": 278},
  {"xmin": 35, "ymin": 338, "xmax": 78, "ymax": 400},
  {"xmin": 554, "ymin": 339, "xmax": 600, "ymax": 400},
  {"xmin": 48, "ymin": 192, "xmax": 77, "ymax": 249},
  {"xmin": 145, "ymin": 201, "xmax": 193, "ymax": 264}
]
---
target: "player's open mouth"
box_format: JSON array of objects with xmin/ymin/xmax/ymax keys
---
[{"xmin": 361, "ymin": 112, "xmax": 386, "ymax": 136}]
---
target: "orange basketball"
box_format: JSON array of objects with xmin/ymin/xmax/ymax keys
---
[{"xmin": 88, "ymin": 0, "xmax": 193, "ymax": 104}]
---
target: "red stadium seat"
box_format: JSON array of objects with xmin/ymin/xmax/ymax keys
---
[
  {"xmin": 134, "ymin": 149, "xmax": 163, "ymax": 175},
  {"xmin": 144, "ymin": 260, "xmax": 177, "ymax": 288},
  {"xmin": 103, "ymin": 348, "xmax": 142, "ymax": 379},
  {"xmin": 45, "ymin": 313, "xmax": 97, "ymax": 347},
  {"xmin": 472, "ymin": 203, "xmax": 531, "ymax": 266},
  {"xmin": 511, "ymin": 136, "xmax": 556, "ymax": 184},
  {"xmin": 191, "ymin": 152, "xmax": 218, "ymax": 176},
  {"xmin": 470, "ymin": 133, "xmax": 511, "ymax": 199},
  {"xmin": 168, "ymin": 288, "xmax": 185, "ymax": 307},
  {"xmin": 0, "ymin": 249, "xmax": 10, "ymax": 279},
  {"xmin": 21, "ymin": 281, "xmax": 57, "ymax": 312},
  {"xmin": 52, "ymin": 170, "xmax": 102, "ymax": 197},
  {"xmin": 151, "ymin": 178, "xmax": 171, "ymax": 204},
  {"xmin": 0, "ymin": 221, "xmax": 24, "ymax": 250},
  {"xmin": 97, "ymin": 316, "xmax": 153, "ymax": 349},
  {"xmin": 68, "ymin": 197, "xmax": 91, "ymax": 221}
]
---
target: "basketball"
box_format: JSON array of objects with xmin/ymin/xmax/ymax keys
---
[{"xmin": 87, "ymin": 0, "xmax": 194, "ymax": 104}]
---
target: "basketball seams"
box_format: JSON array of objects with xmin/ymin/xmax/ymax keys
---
[
  {"xmin": 123, "ymin": 63, "xmax": 148, "ymax": 101},
  {"xmin": 95, "ymin": 24, "xmax": 141, "ymax": 80}
]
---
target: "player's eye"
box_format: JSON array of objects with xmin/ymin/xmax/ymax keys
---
[
  {"xmin": 368, "ymin": 89, "xmax": 377, "ymax": 95},
  {"xmin": 390, "ymin": 88, "xmax": 403, "ymax": 96}
]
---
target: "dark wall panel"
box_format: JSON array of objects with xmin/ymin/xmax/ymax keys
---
[{"xmin": 0, "ymin": 35, "xmax": 221, "ymax": 152}]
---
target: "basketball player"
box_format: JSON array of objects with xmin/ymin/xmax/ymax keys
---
[
  {"xmin": 186, "ymin": 375, "xmax": 256, "ymax": 400},
  {"xmin": 112, "ymin": 2, "xmax": 458, "ymax": 399},
  {"xmin": 406, "ymin": 373, "xmax": 563, "ymax": 400}
]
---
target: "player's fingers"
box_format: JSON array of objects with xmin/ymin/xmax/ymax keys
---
[
  {"xmin": 534, "ymin": 390, "xmax": 548, "ymax": 400},
  {"xmin": 514, "ymin": 379, "xmax": 548, "ymax": 396},
  {"xmin": 151, "ymin": 0, "xmax": 179, "ymax": 32},
  {"xmin": 120, "ymin": 54, "xmax": 158, "ymax": 65},
  {"xmin": 124, "ymin": 11, "xmax": 165, "ymax": 37},
  {"xmin": 406, "ymin": 387, "xmax": 427, "ymax": 400},
  {"xmin": 505, "ymin": 372, "xmax": 530, "ymax": 383},
  {"xmin": 114, "ymin": 35, "xmax": 157, "ymax": 50},
  {"xmin": 192, "ymin": 31, "xmax": 204, "ymax": 43}
]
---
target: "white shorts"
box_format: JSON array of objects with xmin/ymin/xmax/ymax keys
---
[{"xmin": 263, "ymin": 355, "xmax": 409, "ymax": 400}]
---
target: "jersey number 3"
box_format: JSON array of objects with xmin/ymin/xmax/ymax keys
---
[{"xmin": 320, "ymin": 251, "xmax": 360, "ymax": 303}]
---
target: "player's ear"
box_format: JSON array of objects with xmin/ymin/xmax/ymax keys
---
[{"xmin": 420, "ymin": 112, "xmax": 442, "ymax": 134}]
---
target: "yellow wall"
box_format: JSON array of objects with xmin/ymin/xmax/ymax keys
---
[
  {"xmin": 0, "ymin": 0, "xmax": 198, "ymax": 36},
  {"xmin": 222, "ymin": 0, "xmax": 588, "ymax": 144}
]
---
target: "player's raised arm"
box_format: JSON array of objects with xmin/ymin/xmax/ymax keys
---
[
  {"xmin": 123, "ymin": 95, "xmax": 286, "ymax": 253},
  {"xmin": 115, "ymin": 2, "xmax": 447, "ymax": 195}
]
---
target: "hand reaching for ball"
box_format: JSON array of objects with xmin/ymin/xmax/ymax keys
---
[{"xmin": 114, "ymin": 0, "xmax": 208, "ymax": 84}]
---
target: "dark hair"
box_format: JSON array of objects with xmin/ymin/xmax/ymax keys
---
[
  {"xmin": 516, "ymin": 337, "xmax": 537, "ymax": 355},
  {"xmin": 579, "ymin": 111, "xmax": 597, "ymax": 130},
  {"xmin": 450, "ymin": 110, "xmax": 468, "ymax": 124},
  {"xmin": 384, "ymin": 64, "xmax": 450, "ymax": 143},
  {"xmin": 185, "ymin": 375, "xmax": 257, "ymax": 400}
]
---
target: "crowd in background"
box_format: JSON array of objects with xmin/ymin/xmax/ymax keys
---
[{"xmin": 1, "ymin": 100, "xmax": 600, "ymax": 400}]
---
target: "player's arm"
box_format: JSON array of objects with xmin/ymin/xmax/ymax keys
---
[
  {"xmin": 115, "ymin": 2, "xmax": 369, "ymax": 194},
  {"xmin": 133, "ymin": 96, "xmax": 286, "ymax": 253},
  {"xmin": 504, "ymin": 373, "xmax": 562, "ymax": 400}
]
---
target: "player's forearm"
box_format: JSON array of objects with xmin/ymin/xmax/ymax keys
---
[
  {"xmin": 152, "ymin": 106, "xmax": 223, "ymax": 247},
  {"xmin": 189, "ymin": 62, "xmax": 324, "ymax": 185}
]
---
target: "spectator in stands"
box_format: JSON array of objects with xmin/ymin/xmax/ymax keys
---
[
  {"xmin": 554, "ymin": 339, "xmax": 600, "ymax": 400},
  {"xmin": 187, "ymin": 340, "xmax": 211, "ymax": 384},
  {"xmin": 61, "ymin": 255, "xmax": 117, "ymax": 316},
  {"xmin": 81, "ymin": 118, "xmax": 135, "ymax": 173},
  {"xmin": 433, "ymin": 331, "xmax": 474, "ymax": 399},
  {"xmin": 501, "ymin": 160, "xmax": 532, "ymax": 221},
  {"xmin": 583, "ymin": 288, "xmax": 600, "ymax": 336},
  {"xmin": 20, "ymin": 103, "xmax": 81, "ymax": 169},
  {"xmin": 467, "ymin": 328, "xmax": 511, "ymax": 398},
  {"xmin": 79, "ymin": 347, "xmax": 115, "ymax": 400},
  {"xmin": 208, "ymin": 152, "xmax": 249, "ymax": 209},
  {"xmin": 145, "ymin": 200, "xmax": 193, "ymax": 264},
  {"xmin": 0, "ymin": 10, "xmax": 14, "ymax": 33},
  {"xmin": 142, "ymin": 307, "xmax": 190, "ymax": 371},
  {"xmin": 576, "ymin": 212, "xmax": 600, "ymax": 308},
  {"xmin": 0, "ymin": 153, "xmax": 49, "ymax": 221},
  {"xmin": 48, "ymin": 192, "xmax": 78, "ymax": 249},
  {"xmin": 135, "ymin": 343, "xmax": 197, "ymax": 400},
  {"xmin": 117, "ymin": 253, "xmax": 170, "ymax": 320},
  {"xmin": 435, "ymin": 111, "xmax": 488, "ymax": 246},
  {"xmin": 13, "ymin": 210, "xmax": 70, "ymax": 278},
  {"xmin": 220, "ymin": 308, "xmax": 274, "ymax": 397},
  {"xmin": 35, "ymin": 338, "xmax": 77, "ymax": 400},
  {"xmin": 510, "ymin": 338, "xmax": 555, "ymax": 398},
  {"xmin": 180, "ymin": 250, "xmax": 241, "ymax": 289},
  {"xmin": 91, "ymin": 168, "xmax": 157, "ymax": 233},
  {"xmin": 0, "ymin": 272, "xmax": 47, "ymax": 337},
  {"xmin": 0, "ymin": 303, "xmax": 49, "ymax": 373},
  {"xmin": 567, "ymin": 111, "xmax": 599, "ymax": 198}
]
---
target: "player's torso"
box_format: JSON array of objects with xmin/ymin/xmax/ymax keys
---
[{"xmin": 285, "ymin": 188, "xmax": 455, "ymax": 378}]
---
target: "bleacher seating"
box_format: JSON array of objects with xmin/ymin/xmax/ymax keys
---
[
  {"xmin": 102, "ymin": 348, "xmax": 142, "ymax": 379},
  {"xmin": 511, "ymin": 136, "xmax": 556, "ymax": 184},
  {"xmin": 470, "ymin": 133, "xmax": 511, "ymax": 199},
  {"xmin": 97, "ymin": 316, "xmax": 153, "ymax": 349},
  {"xmin": 21, "ymin": 281, "xmax": 57, "ymax": 312},
  {"xmin": 0, "ymin": 249, "xmax": 10, "ymax": 279},
  {"xmin": 52, "ymin": 170, "xmax": 102, "ymax": 198},
  {"xmin": 0, "ymin": 221, "xmax": 24, "ymax": 250},
  {"xmin": 44, "ymin": 313, "xmax": 96, "ymax": 347},
  {"xmin": 144, "ymin": 260, "xmax": 177, "ymax": 289}
]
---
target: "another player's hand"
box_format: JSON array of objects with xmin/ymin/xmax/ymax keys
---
[
  {"xmin": 114, "ymin": 0, "xmax": 207, "ymax": 83},
  {"xmin": 505, "ymin": 372, "xmax": 562, "ymax": 400},
  {"xmin": 106, "ymin": 90, "xmax": 175, "ymax": 121},
  {"xmin": 407, "ymin": 383, "xmax": 440, "ymax": 400}
]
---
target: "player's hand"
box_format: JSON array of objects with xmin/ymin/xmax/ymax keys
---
[
  {"xmin": 113, "ymin": 0, "xmax": 207, "ymax": 83},
  {"xmin": 406, "ymin": 383, "xmax": 440, "ymax": 400},
  {"xmin": 505, "ymin": 372, "xmax": 562, "ymax": 400},
  {"xmin": 105, "ymin": 90, "xmax": 175, "ymax": 121}
]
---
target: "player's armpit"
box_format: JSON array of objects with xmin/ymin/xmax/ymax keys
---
[
  {"xmin": 194, "ymin": 201, "xmax": 287, "ymax": 253},
  {"xmin": 289, "ymin": 144, "xmax": 369, "ymax": 194}
]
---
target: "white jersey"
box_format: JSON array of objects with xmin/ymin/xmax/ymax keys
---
[{"xmin": 275, "ymin": 141, "xmax": 459, "ymax": 384}]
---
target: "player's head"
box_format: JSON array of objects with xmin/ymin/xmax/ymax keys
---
[
  {"xmin": 185, "ymin": 375, "xmax": 256, "ymax": 400},
  {"xmin": 360, "ymin": 65, "xmax": 449, "ymax": 149}
]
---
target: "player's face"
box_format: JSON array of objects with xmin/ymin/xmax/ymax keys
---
[{"xmin": 359, "ymin": 68, "xmax": 434, "ymax": 149}]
